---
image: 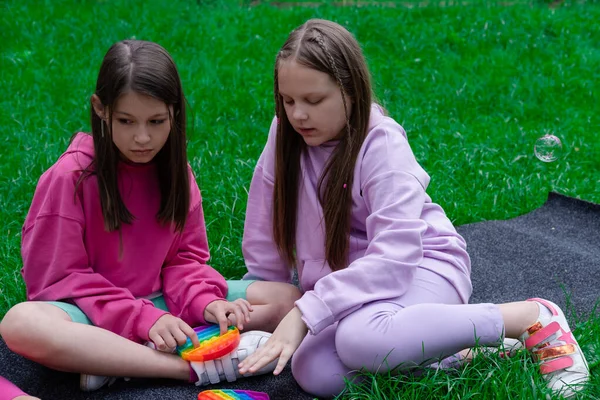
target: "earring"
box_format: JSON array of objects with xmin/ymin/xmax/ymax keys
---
[{"xmin": 101, "ymin": 120, "xmax": 105, "ymax": 138}]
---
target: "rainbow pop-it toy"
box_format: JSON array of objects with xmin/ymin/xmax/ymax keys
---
[
  {"xmin": 197, "ymin": 389, "xmax": 269, "ymax": 400},
  {"xmin": 177, "ymin": 325, "xmax": 240, "ymax": 362}
]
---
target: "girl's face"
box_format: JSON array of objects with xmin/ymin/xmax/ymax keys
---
[
  {"xmin": 278, "ymin": 60, "xmax": 351, "ymax": 147},
  {"xmin": 92, "ymin": 91, "xmax": 172, "ymax": 164}
]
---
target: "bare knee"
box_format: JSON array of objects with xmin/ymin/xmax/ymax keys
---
[
  {"xmin": 274, "ymin": 283, "xmax": 302, "ymax": 317},
  {"xmin": 2, "ymin": 303, "xmax": 39, "ymax": 349},
  {"xmin": 247, "ymin": 281, "xmax": 301, "ymax": 320},
  {"xmin": 1, "ymin": 302, "xmax": 69, "ymax": 359}
]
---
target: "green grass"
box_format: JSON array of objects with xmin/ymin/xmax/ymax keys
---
[
  {"xmin": 340, "ymin": 333, "xmax": 600, "ymax": 399},
  {"xmin": 0, "ymin": 0, "xmax": 599, "ymax": 398}
]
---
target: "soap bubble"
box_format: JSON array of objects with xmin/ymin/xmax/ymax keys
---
[{"xmin": 534, "ymin": 134, "xmax": 563, "ymax": 162}]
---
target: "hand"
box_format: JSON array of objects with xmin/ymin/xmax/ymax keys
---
[
  {"xmin": 204, "ymin": 298, "xmax": 253, "ymax": 334},
  {"xmin": 238, "ymin": 307, "xmax": 308, "ymax": 376},
  {"xmin": 148, "ymin": 313, "xmax": 199, "ymax": 353}
]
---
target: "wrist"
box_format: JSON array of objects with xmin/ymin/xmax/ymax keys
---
[
  {"xmin": 292, "ymin": 307, "xmax": 308, "ymax": 330},
  {"xmin": 138, "ymin": 306, "xmax": 169, "ymax": 343}
]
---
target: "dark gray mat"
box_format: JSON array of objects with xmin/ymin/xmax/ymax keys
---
[
  {"xmin": 464, "ymin": 192, "xmax": 600, "ymax": 319},
  {"xmin": 1, "ymin": 192, "xmax": 598, "ymax": 400}
]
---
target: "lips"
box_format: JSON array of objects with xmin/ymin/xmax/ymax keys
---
[
  {"xmin": 297, "ymin": 128, "xmax": 315, "ymax": 135},
  {"xmin": 131, "ymin": 149, "xmax": 153, "ymax": 155}
]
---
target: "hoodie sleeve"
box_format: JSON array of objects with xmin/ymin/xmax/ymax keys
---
[
  {"xmin": 0, "ymin": 376, "xmax": 27, "ymax": 400},
  {"xmin": 295, "ymin": 123, "xmax": 431, "ymax": 335},
  {"xmin": 161, "ymin": 173, "xmax": 228, "ymax": 327},
  {"xmin": 21, "ymin": 169, "xmax": 168, "ymax": 343},
  {"xmin": 241, "ymin": 117, "xmax": 293, "ymax": 283}
]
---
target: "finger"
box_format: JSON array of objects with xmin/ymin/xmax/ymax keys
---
[
  {"xmin": 172, "ymin": 326, "xmax": 190, "ymax": 348},
  {"xmin": 162, "ymin": 332, "xmax": 178, "ymax": 351},
  {"xmin": 236, "ymin": 298, "xmax": 254, "ymax": 313},
  {"xmin": 247, "ymin": 348, "xmax": 281, "ymax": 374},
  {"xmin": 243, "ymin": 298, "xmax": 254, "ymax": 311},
  {"xmin": 151, "ymin": 335, "xmax": 168, "ymax": 352},
  {"xmin": 227, "ymin": 313, "xmax": 237, "ymax": 327},
  {"xmin": 238, "ymin": 299, "xmax": 252, "ymax": 322},
  {"xmin": 215, "ymin": 310, "xmax": 228, "ymax": 335},
  {"xmin": 238, "ymin": 344, "xmax": 268, "ymax": 371},
  {"xmin": 179, "ymin": 323, "xmax": 199, "ymax": 348},
  {"xmin": 232, "ymin": 306, "xmax": 245, "ymax": 331},
  {"xmin": 273, "ymin": 347, "xmax": 294, "ymax": 375},
  {"xmin": 147, "ymin": 332, "xmax": 161, "ymax": 351},
  {"xmin": 241, "ymin": 342, "xmax": 280, "ymax": 373}
]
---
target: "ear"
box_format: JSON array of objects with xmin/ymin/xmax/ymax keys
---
[{"xmin": 91, "ymin": 94, "xmax": 107, "ymax": 120}]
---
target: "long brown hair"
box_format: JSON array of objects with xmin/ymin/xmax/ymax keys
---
[
  {"xmin": 273, "ymin": 19, "xmax": 373, "ymax": 271},
  {"xmin": 84, "ymin": 40, "xmax": 189, "ymax": 233}
]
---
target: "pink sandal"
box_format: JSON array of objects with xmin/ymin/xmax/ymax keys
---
[{"xmin": 519, "ymin": 298, "xmax": 589, "ymax": 398}]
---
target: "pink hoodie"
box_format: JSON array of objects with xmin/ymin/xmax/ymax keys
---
[
  {"xmin": 243, "ymin": 105, "xmax": 472, "ymax": 335},
  {"xmin": 21, "ymin": 133, "xmax": 227, "ymax": 343},
  {"xmin": 0, "ymin": 376, "xmax": 26, "ymax": 400}
]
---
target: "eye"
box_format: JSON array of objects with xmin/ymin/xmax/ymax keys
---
[
  {"xmin": 117, "ymin": 118, "xmax": 133, "ymax": 125},
  {"xmin": 150, "ymin": 119, "xmax": 166, "ymax": 125},
  {"xmin": 283, "ymin": 99, "xmax": 294, "ymax": 106},
  {"xmin": 307, "ymin": 98, "xmax": 323, "ymax": 105}
]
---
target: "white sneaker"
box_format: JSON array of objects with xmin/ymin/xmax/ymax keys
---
[
  {"xmin": 191, "ymin": 330, "xmax": 277, "ymax": 386},
  {"xmin": 519, "ymin": 298, "xmax": 590, "ymax": 398},
  {"xmin": 486, "ymin": 337, "xmax": 524, "ymax": 358},
  {"xmin": 79, "ymin": 374, "xmax": 117, "ymax": 392},
  {"xmin": 435, "ymin": 338, "xmax": 524, "ymax": 369}
]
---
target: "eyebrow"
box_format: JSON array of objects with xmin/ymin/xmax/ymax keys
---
[
  {"xmin": 278, "ymin": 91, "xmax": 324, "ymax": 98},
  {"xmin": 114, "ymin": 111, "xmax": 169, "ymax": 118}
]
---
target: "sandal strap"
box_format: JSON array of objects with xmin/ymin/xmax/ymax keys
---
[
  {"xmin": 525, "ymin": 321, "xmax": 562, "ymax": 348},
  {"xmin": 534, "ymin": 344, "xmax": 576, "ymax": 362},
  {"xmin": 204, "ymin": 360, "xmax": 220, "ymax": 384},
  {"xmin": 219, "ymin": 353, "xmax": 238, "ymax": 382},
  {"xmin": 540, "ymin": 356, "xmax": 574, "ymax": 374}
]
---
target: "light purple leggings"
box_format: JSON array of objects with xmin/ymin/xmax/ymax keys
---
[{"xmin": 291, "ymin": 268, "xmax": 505, "ymax": 398}]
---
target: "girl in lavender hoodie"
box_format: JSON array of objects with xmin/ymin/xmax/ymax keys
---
[
  {"xmin": 0, "ymin": 40, "xmax": 299, "ymax": 395},
  {"xmin": 237, "ymin": 19, "xmax": 589, "ymax": 398}
]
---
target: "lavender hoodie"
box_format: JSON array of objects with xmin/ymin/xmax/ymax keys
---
[
  {"xmin": 243, "ymin": 105, "xmax": 472, "ymax": 335},
  {"xmin": 21, "ymin": 133, "xmax": 228, "ymax": 343}
]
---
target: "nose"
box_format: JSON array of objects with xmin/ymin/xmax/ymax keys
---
[
  {"xmin": 292, "ymin": 105, "xmax": 308, "ymax": 121},
  {"xmin": 134, "ymin": 126, "xmax": 151, "ymax": 145}
]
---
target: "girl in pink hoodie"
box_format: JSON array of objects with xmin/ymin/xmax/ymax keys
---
[
  {"xmin": 237, "ymin": 19, "xmax": 590, "ymax": 399},
  {"xmin": 0, "ymin": 40, "xmax": 298, "ymax": 395}
]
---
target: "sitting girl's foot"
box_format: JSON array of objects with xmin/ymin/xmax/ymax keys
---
[
  {"xmin": 191, "ymin": 330, "xmax": 277, "ymax": 386},
  {"xmin": 519, "ymin": 298, "xmax": 589, "ymax": 398}
]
